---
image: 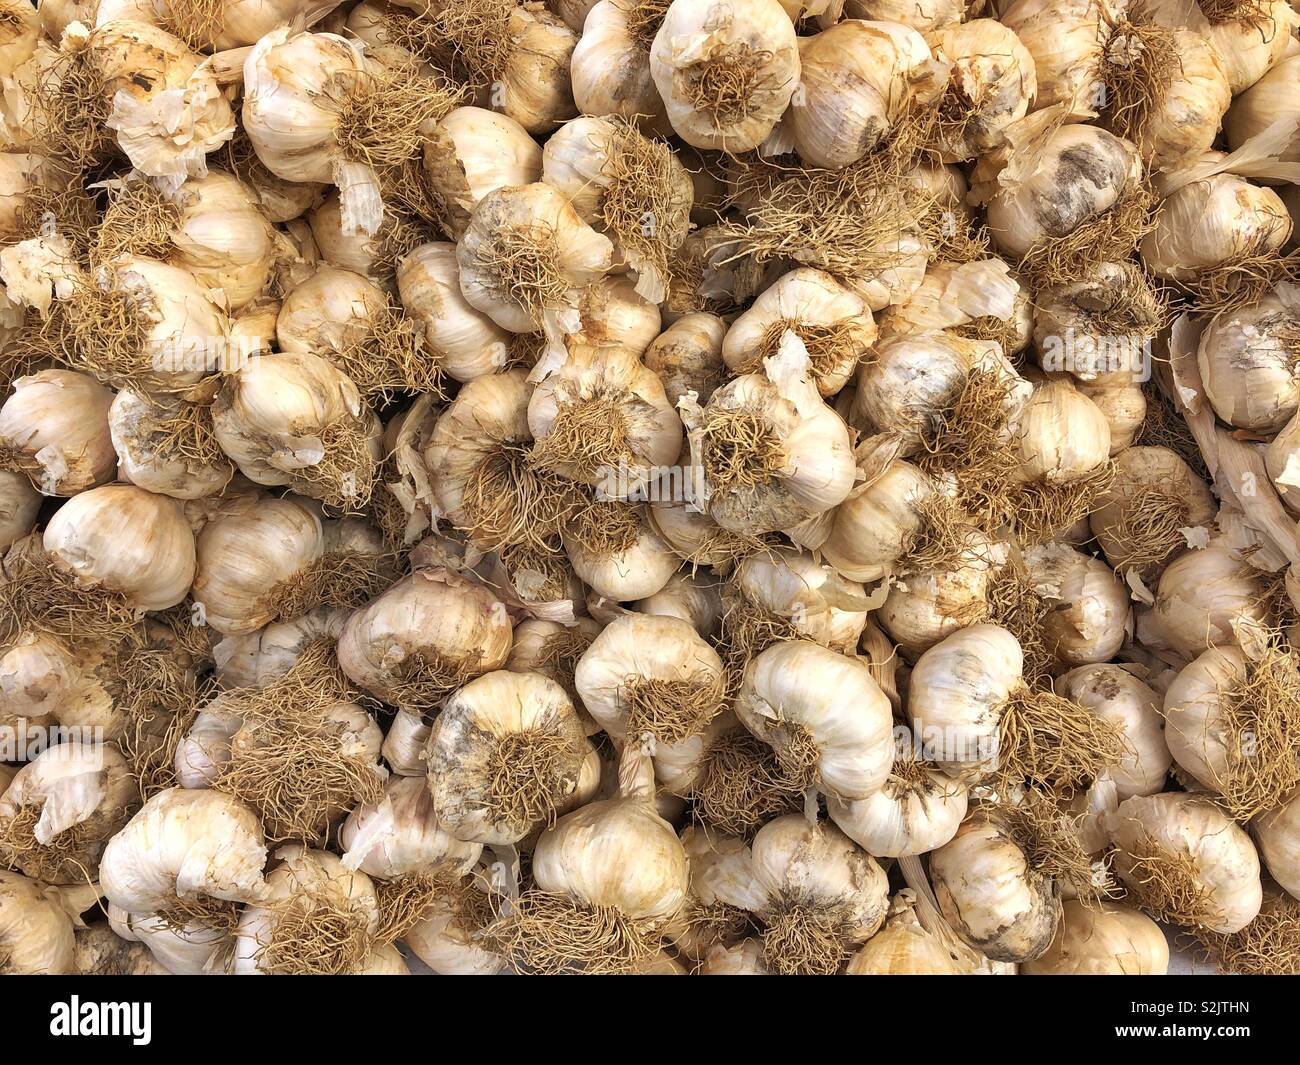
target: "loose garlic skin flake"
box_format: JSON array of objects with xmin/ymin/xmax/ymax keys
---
[{"xmin": 1021, "ymin": 900, "xmax": 1169, "ymax": 975}]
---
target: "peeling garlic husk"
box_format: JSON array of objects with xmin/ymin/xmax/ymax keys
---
[
  {"xmin": 700, "ymin": 937, "xmax": 769, "ymax": 974},
  {"xmin": 1057, "ymin": 664, "xmax": 1172, "ymax": 799},
  {"xmin": 0, "ymin": 869, "xmax": 79, "ymax": 974},
  {"xmin": 1197, "ymin": 292, "xmax": 1300, "ymax": 432},
  {"xmin": 1020, "ymin": 899, "xmax": 1168, "ymax": 975},
  {"xmin": 879, "ymin": 258, "xmax": 1026, "ymax": 341},
  {"xmin": 735, "ymin": 639, "xmax": 894, "ymax": 800},
  {"xmin": 0, "ymin": 369, "xmax": 115, "ymax": 496},
  {"xmin": 1253, "ymin": 786, "xmax": 1300, "ymax": 901},
  {"xmin": 1150, "ymin": 0, "xmax": 1297, "ymax": 95},
  {"xmin": 845, "ymin": 892, "xmax": 966, "ymax": 975},
  {"xmin": 1106, "ymin": 792, "xmax": 1262, "ymax": 934},
  {"xmin": 109, "ymin": 388, "xmax": 235, "ymax": 500},
  {"xmin": 1135, "ymin": 544, "xmax": 1267, "ymax": 661}
]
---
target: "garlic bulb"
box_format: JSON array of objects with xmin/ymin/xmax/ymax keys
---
[
  {"xmin": 402, "ymin": 867, "xmax": 510, "ymax": 974},
  {"xmin": 1019, "ymin": 542, "xmax": 1131, "ymax": 667},
  {"xmin": 878, "ymin": 533, "xmax": 1003, "ymax": 656},
  {"xmin": 106, "ymin": 901, "xmax": 229, "ymax": 975},
  {"xmin": 0, "ymin": 0, "xmax": 37, "ymax": 78},
  {"xmin": 930, "ymin": 812, "xmax": 1061, "ymax": 962},
  {"xmin": 74, "ymin": 922, "xmax": 170, "ymax": 976},
  {"xmin": 0, "ymin": 369, "xmax": 115, "ymax": 496},
  {"xmin": 826, "ymin": 745, "xmax": 969, "ymax": 858},
  {"xmin": 212, "ymin": 605, "xmax": 349, "ymax": 690},
  {"xmin": 1253, "ymin": 786, "xmax": 1300, "ymax": 901},
  {"xmin": 41, "ymin": 483, "xmax": 197, "ymax": 612},
  {"xmin": 735, "ymin": 640, "xmax": 894, "ymax": 799},
  {"xmin": 999, "ymin": 0, "xmax": 1103, "ymax": 118},
  {"xmin": 1057, "ymin": 665, "xmax": 1171, "ymax": 799},
  {"xmin": 211, "ymin": 348, "xmax": 384, "ymax": 509},
  {"xmin": 337, "ymin": 567, "xmax": 513, "ymax": 710},
  {"xmin": 0, "ymin": 870, "xmax": 78, "ymax": 974},
  {"xmin": 664, "ymin": 827, "xmax": 753, "ymax": 960},
  {"xmin": 425, "ymin": 670, "xmax": 589, "ymax": 844},
  {"xmin": 845, "ymin": 892, "xmax": 965, "ymax": 975},
  {"xmin": 397, "ymin": 242, "xmax": 510, "ymax": 382},
  {"xmin": 709, "ymin": 815, "xmax": 890, "ymax": 976},
  {"xmin": 1020, "ymin": 899, "xmax": 1168, "ymax": 975},
  {"xmin": 231, "ymin": 845, "xmax": 379, "ymax": 975},
  {"xmin": 1092, "ymin": 446, "xmax": 1215, "ymax": 579},
  {"xmin": 1225, "ymin": 51, "xmax": 1300, "ymax": 158},
  {"xmin": 457, "ymin": 182, "xmax": 613, "ymax": 333},
  {"xmin": 930, "ymin": 19, "xmax": 1036, "ymax": 163},
  {"xmin": 563, "ymin": 501, "xmax": 680, "ymax": 600},
  {"xmin": 382, "ymin": 708, "xmax": 430, "ymax": 778},
  {"xmin": 700, "ymin": 937, "xmax": 768, "ymax": 974},
  {"xmin": 574, "ymin": 613, "xmax": 726, "ymax": 747},
  {"xmin": 340, "ymin": 775, "xmax": 483, "ymax": 880},
  {"xmin": 880, "ymin": 258, "xmax": 1025, "ymax": 340},
  {"xmin": 570, "ymin": 0, "xmax": 669, "ymax": 131},
  {"xmin": 0, "ymin": 469, "xmax": 38, "ymax": 549},
  {"xmin": 842, "ymin": 0, "xmax": 960, "ymax": 31},
  {"xmin": 1197, "ymin": 292, "xmax": 1300, "ymax": 432},
  {"xmin": 101, "ymin": 0, "xmax": 344, "ymax": 50},
  {"xmin": 100, "ymin": 787, "xmax": 269, "ymax": 916},
  {"xmin": 649, "ymin": 0, "xmax": 800, "ymax": 151},
  {"xmin": 787, "ymin": 20, "xmax": 947, "ymax": 170},
  {"xmin": 422, "ymin": 107, "xmax": 542, "ymax": 240},
  {"xmin": 1136, "ymin": 544, "xmax": 1267, "ymax": 660},
  {"xmin": 1012, "ymin": 378, "xmax": 1112, "ymax": 485},
  {"xmin": 643, "ymin": 311, "xmax": 727, "ymax": 406},
  {"xmin": 109, "ymin": 388, "xmax": 234, "ymax": 500},
  {"xmin": 721, "ymin": 269, "xmax": 874, "ymax": 397},
  {"xmin": 306, "ymin": 191, "xmax": 426, "ymax": 282},
  {"xmin": 1107, "ymin": 792, "xmax": 1262, "ymax": 934}
]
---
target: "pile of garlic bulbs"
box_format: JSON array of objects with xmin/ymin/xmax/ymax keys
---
[{"xmin": 2, "ymin": 0, "xmax": 1300, "ymax": 978}]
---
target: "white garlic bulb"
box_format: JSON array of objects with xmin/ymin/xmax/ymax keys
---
[
  {"xmin": 570, "ymin": 0, "xmax": 669, "ymax": 131},
  {"xmin": 845, "ymin": 892, "xmax": 965, "ymax": 975},
  {"xmin": 1019, "ymin": 542, "xmax": 1130, "ymax": 667},
  {"xmin": 0, "ymin": 369, "xmax": 115, "ymax": 496},
  {"xmin": 563, "ymin": 501, "xmax": 680, "ymax": 601},
  {"xmin": 1136, "ymin": 544, "xmax": 1266, "ymax": 660},
  {"xmin": 1197, "ymin": 292, "xmax": 1300, "ymax": 432},
  {"xmin": 1057, "ymin": 665, "xmax": 1171, "ymax": 799},
  {"xmin": 1020, "ymin": 899, "xmax": 1168, "ymax": 975},
  {"xmin": 999, "ymin": 0, "xmax": 1104, "ymax": 119},
  {"xmin": 1225, "ymin": 50, "xmax": 1300, "ymax": 156},
  {"xmin": 340, "ymin": 774, "xmax": 483, "ymax": 880},
  {"xmin": 930, "ymin": 19, "xmax": 1036, "ymax": 163},
  {"xmin": 643, "ymin": 312, "xmax": 727, "ymax": 407},
  {"xmin": 0, "ymin": 469, "xmax": 38, "ymax": 549},
  {"xmin": 109, "ymin": 388, "xmax": 234, "ymax": 500},
  {"xmin": 1253, "ymin": 786, "xmax": 1300, "ymax": 901},
  {"xmin": 0, "ymin": 869, "xmax": 78, "ymax": 974}
]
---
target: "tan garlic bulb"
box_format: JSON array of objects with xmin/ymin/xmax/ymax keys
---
[
  {"xmin": 985, "ymin": 124, "xmax": 1145, "ymax": 260},
  {"xmin": 1267, "ymin": 408, "xmax": 1300, "ymax": 510},
  {"xmin": 562, "ymin": 502, "xmax": 680, "ymax": 600},
  {"xmin": 41, "ymin": 483, "xmax": 196, "ymax": 612},
  {"xmin": 425, "ymin": 670, "xmax": 589, "ymax": 845},
  {"xmin": 1140, "ymin": 174, "xmax": 1291, "ymax": 283},
  {"xmin": 930, "ymin": 20, "xmax": 1036, "ymax": 163},
  {"xmin": 337, "ymin": 568, "xmax": 513, "ymax": 710},
  {"xmin": 787, "ymin": 20, "xmax": 947, "ymax": 171},
  {"xmin": 691, "ymin": 333, "xmax": 855, "ymax": 535},
  {"xmin": 1090, "ymin": 446, "xmax": 1215, "ymax": 578},
  {"xmin": 643, "ymin": 312, "xmax": 727, "ymax": 407},
  {"xmin": 422, "ymin": 107, "xmax": 542, "ymax": 240},
  {"xmin": 999, "ymin": 0, "xmax": 1104, "ymax": 119},
  {"xmin": 726, "ymin": 546, "xmax": 872, "ymax": 652},
  {"xmin": 710, "ymin": 815, "xmax": 890, "ymax": 976},
  {"xmin": 1197, "ymin": 293, "xmax": 1300, "ymax": 432},
  {"xmin": 574, "ymin": 613, "xmax": 726, "ymax": 747},
  {"xmin": 721, "ymin": 269, "xmax": 875, "ymax": 397},
  {"xmin": 1226, "ymin": 50, "xmax": 1300, "ymax": 156},
  {"xmin": 1012, "ymin": 378, "xmax": 1112, "ymax": 485},
  {"xmin": 735, "ymin": 640, "xmax": 894, "ymax": 800},
  {"xmin": 649, "ymin": 0, "xmax": 800, "ymax": 151},
  {"xmin": 879, "ymin": 258, "xmax": 1025, "ymax": 340},
  {"xmin": 456, "ymin": 182, "xmax": 613, "ymax": 334},
  {"xmin": 826, "ymin": 747, "xmax": 969, "ymax": 858},
  {"xmin": 1076, "ymin": 381, "xmax": 1145, "ymax": 455},
  {"xmin": 108, "ymin": 388, "xmax": 234, "ymax": 500},
  {"xmin": 1253, "ymin": 786, "xmax": 1300, "ymax": 901},
  {"xmin": 930, "ymin": 812, "xmax": 1061, "ymax": 962},
  {"xmin": 700, "ymin": 937, "xmax": 769, "ymax": 974},
  {"xmin": 211, "ymin": 349, "xmax": 383, "ymax": 509},
  {"xmin": 341, "ymin": 774, "xmax": 483, "ymax": 881},
  {"xmin": 1148, "ymin": 0, "xmax": 1297, "ymax": 95},
  {"xmin": 230, "ymin": 845, "xmax": 380, "ymax": 975},
  {"xmin": 0, "ymin": 0, "xmax": 37, "ymax": 77},
  {"xmin": 0, "ymin": 870, "xmax": 78, "ymax": 974},
  {"xmin": 570, "ymin": 0, "xmax": 669, "ymax": 131},
  {"xmin": 1021, "ymin": 899, "xmax": 1168, "ymax": 975},
  {"xmin": 397, "ymin": 242, "xmax": 510, "ymax": 383},
  {"xmin": 0, "ymin": 470, "xmax": 38, "ymax": 550},
  {"xmin": 1057, "ymin": 665, "xmax": 1171, "ymax": 799},
  {"xmin": 0, "ymin": 369, "xmax": 115, "ymax": 496},
  {"xmin": 1019, "ymin": 542, "xmax": 1130, "ymax": 667},
  {"xmin": 1107, "ymin": 792, "xmax": 1262, "ymax": 934},
  {"xmin": 100, "ymin": 788, "xmax": 269, "ymax": 916},
  {"xmin": 1136, "ymin": 544, "xmax": 1267, "ymax": 660},
  {"xmin": 845, "ymin": 892, "xmax": 965, "ymax": 975}
]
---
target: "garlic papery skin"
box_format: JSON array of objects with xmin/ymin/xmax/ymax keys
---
[
  {"xmin": 735, "ymin": 639, "xmax": 894, "ymax": 800},
  {"xmin": 1090, "ymin": 445, "xmax": 1216, "ymax": 579},
  {"xmin": 879, "ymin": 258, "xmax": 1024, "ymax": 339},
  {"xmin": 562, "ymin": 501, "xmax": 680, "ymax": 601},
  {"xmin": 74, "ymin": 922, "xmax": 170, "ymax": 976},
  {"xmin": 842, "ymin": 0, "xmax": 959, "ymax": 31},
  {"xmin": 425, "ymin": 670, "xmax": 589, "ymax": 845},
  {"xmin": 0, "ymin": 0, "xmax": 37, "ymax": 77},
  {"xmin": 1197, "ymin": 292, "xmax": 1300, "ymax": 432},
  {"xmin": 878, "ymin": 534, "xmax": 1004, "ymax": 657},
  {"xmin": 211, "ymin": 349, "xmax": 383, "ymax": 509},
  {"xmin": 397, "ymin": 242, "xmax": 510, "ymax": 383},
  {"xmin": 649, "ymin": 0, "xmax": 800, "ymax": 151},
  {"xmin": 42, "ymin": 483, "xmax": 197, "ymax": 612},
  {"xmin": 456, "ymin": 182, "xmax": 613, "ymax": 334},
  {"xmin": 109, "ymin": 388, "xmax": 235, "ymax": 500},
  {"xmin": 99, "ymin": 0, "xmax": 344, "ymax": 50},
  {"xmin": 693, "ymin": 333, "xmax": 855, "ymax": 535},
  {"xmin": 212, "ymin": 606, "xmax": 349, "ymax": 690},
  {"xmin": 230, "ymin": 845, "xmax": 379, "ymax": 975},
  {"xmin": 340, "ymin": 774, "xmax": 483, "ymax": 880},
  {"xmin": 106, "ymin": 900, "xmax": 229, "ymax": 975},
  {"xmin": 0, "ymin": 470, "xmax": 38, "ymax": 550},
  {"xmin": 1077, "ymin": 381, "xmax": 1146, "ymax": 455},
  {"xmin": 574, "ymin": 613, "xmax": 726, "ymax": 747},
  {"xmin": 1147, "ymin": 0, "xmax": 1297, "ymax": 95},
  {"xmin": 1058, "ymin": 665, "xmax": 1171, "ymax": 799},
  {"xmin": 644, "ymin": 312, "xmax": 727, "ymax": 407},
  {"xmin": 1107, "ymin": 792, "xmax": 1262, "ymax": 934},
  {"xmin": 716, "ymin": 815, "xmax": 889, "ymax": 976},
  {"xmin": 174, "ymin": 710, "xmax": 237, "ymax": 790},
  {"xmin": 721, "ymin": 268, "xmax": 875, "ymax": 397},
  {"xmin": 570, "ymin": 0, "xmax": 669, "ymax": 132},
  {"xmin": 382, "ymin": 708, "xmax": 430, "ymax": 778},
  {"xmin": 786, "ymin": 20, "xmax": 947, "ymax": 170},
  {"xmin": 826, "ymin": 749, "xmax": 969, "ymax": 858},
  {"xmin": 999, "ymin": 0, "xmax": 1104, "ymax": 119},
  {"xmin": 1226, "ymin": 50, "xmax": 1300, "ymax": 156},
  {"xmin": 402, "ymin": 873, "xmax": 510, "ymax": 975},
  {"xmin": 701, "ymin": 937, "xmax": 769, "ymax": 974},
  {"xmin": 1253, "ymin": 787, "xmax": 1300, "ymax": 901},
  {"xmin": 1160, "ymin": 645, "xmax": 1251, "ymax": 799},
  {"xmin": 1012, "ymin": 378, "xmax": 1112, "ymax": 485},
  {"xmin": 666, "ymin": 827, "xmax": 755, "ymax": 960},
  {"xmin": 0, "ymin": 631, "xmax": 79, "ymax": 726},
  {"xmin": 1135, "ymin": 544, "xmax": 1266, "ymax": 660},
  {"xmin": 100, "ymin": 787, "xmax": 269, "ymax": 915},
  {"xmin": 931, "ymin": 812, "xmax": 1062, "ymax": 962},
  {"xmin": 1021, "ymin": 899, "xmax": 1168, "ymax": 975},
  {"xmin": 166, "ymin": 169, "xmax": 276, "ymax": 310},
  {"xmin": 337, "ymin": 567, "xmax": 513, "ymax": 711},
  {"xmin": 1020, "ymin": 542, "xmax": 1130, "ymax": 667},
  {"xmin": 422, "ymin": 107, "xmax": 542, "ymax": 240},
  {"xmin": 845, "ymin": 892, "xmax": 965, "ymax": 974},
  {"xmin": 930, "ymin": 19, "xmax": 1036, "ymax": 163},
  {"xmin": 0, "ymin": 870, "xmax": 78, "ymax": 974},
  {"xmin": 0, "ymin": 369, "xmax": 115, "ymax": 496}
]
